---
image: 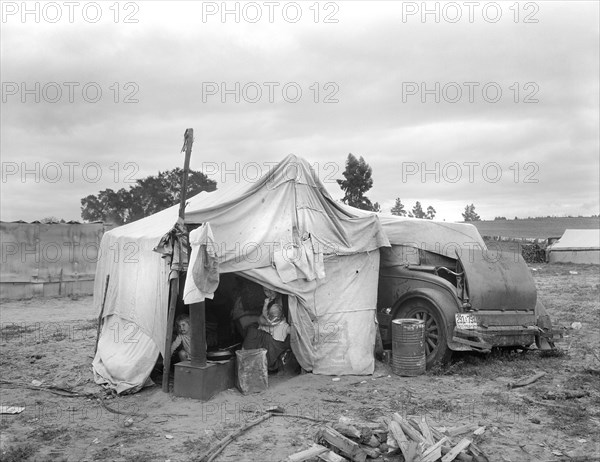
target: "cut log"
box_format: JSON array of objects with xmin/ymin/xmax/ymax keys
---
[
  {"xmin": 388, "ymin": 421, "xmax": 422, "ymax": 461},
  {"xmin": 318, "ymin": 426, "xmax": 368, "ymax": 462},
  {"xmin": 358, "ymin": 426, "xmax": 373, "ymax": 444},
  {"xmin": 360, "ymin": 446, "xmax": 380, "ymax": 459},
  {"xmin": 446, "ymin": 423, "xmax": 479, "ymax": 437},
  {"xmin": 392, "ymin": 413, "xmax": 428, "ymax": 445},
  {"xmin": 441, "ymin": 438, "xmax": 472, "ymax": 462},
  {"xmin": 388, "ymin": 421, "xmax": 409, "ymax": 454},
  {"xmin": 467, "ymin": 441, "xmax": 490, "ymax": 462},
  {"xmin": 508, "ymin": 371, "xmax": 546, "ymax": 389},
  {"xmin": 419, "ymin": 437, "xmax": 448, "ymax": 462},
  {"xmin": 333, "ymin": 423, "xmax": 362, "ymax": 440},
  {"xmin": 386, "ymin": 432, "xmax": 399, "ymax": 452},
  {"xmin": 318, "ymin": 451, "xmax": 349, "ymax": 462},
  {"xmin": 473, "ymin": 426, "xmax": 486, "ymax": 436},
  {"xmin": 404, "ymin": 441, "xmax": 420, "ymax": 462},
  {"xmin": 365, "ymin": 435, "xmax": 380, "ymax": 448},
  {"xmin": 417, "ymin": 415, "xmax": 435, "ymax": 446},
  {"xmin": 287, "ymin": 444, "xmax": 329, "ymax": 462}
]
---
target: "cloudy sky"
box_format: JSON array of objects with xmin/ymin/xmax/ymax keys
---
[{"xmin": 1, "ymin": 1, "xmax": 598, "ymax": 222}]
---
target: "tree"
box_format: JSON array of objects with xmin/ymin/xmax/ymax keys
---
[
  {"xmin": 372, "ymin": 202, "xmax": 381, "ymax": 213},
  {"xmin": 391, "ymin": 198, "xmax": 407, "ymax": 216},
  {"xmin": 462, "ymin": 204, "xmax": 481, "ymax": 222},
  {"xmin": 81, "ymin": 168, "xmax": 216, "ymax": 225},
  {"xmin": 337, "ymin": 153, "xmax": 375, "ymax": 211},
  {"xmin": 409, "ymin": 201, "xmax": 425, "ymax": 219},
  {"xmin": 80, "ymin": 188, "xmax": 134, "ymax": 225},
  {"xmin": 426, "ymin": 205, "xmax": 436, "ymax": 220}
]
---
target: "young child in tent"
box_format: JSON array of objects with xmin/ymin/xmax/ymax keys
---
[
  {"xmin": 242, "ymin": 288, "xmax": 291, "ymax": 371},
  {"xmin": 171, "ymin": 314, "xmax": 192, "ymax": 362}
]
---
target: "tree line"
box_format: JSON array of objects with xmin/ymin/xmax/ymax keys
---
[{"xmin": 337, "ymin": 153, "xmax": 481, "ymax": 221}]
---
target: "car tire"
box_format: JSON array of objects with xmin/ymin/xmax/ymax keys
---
[{"xmin": 396, "ymin": 299, "xmax": 452, "ymax": 369}]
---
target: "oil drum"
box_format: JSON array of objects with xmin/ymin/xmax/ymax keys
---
[{"xmin": 391, "ymin": 319, "xmax": 426, "ymax": 376}]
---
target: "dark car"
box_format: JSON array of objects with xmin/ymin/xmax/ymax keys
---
[{"xmin": 374, "ymin": 216, "xmax": 554, "ymax": 368}]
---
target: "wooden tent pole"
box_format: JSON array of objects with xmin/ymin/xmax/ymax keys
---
[
  {"xmin": 162, "ymin": 129, "xmax": 194, "ymax": 393},
  {"xmin": 162, "ymin": 277, "xmax": 179, "ymax": 392},
  {"xmin": 93, "ymin": 274, "xmax": 110, "ymax": 355}
]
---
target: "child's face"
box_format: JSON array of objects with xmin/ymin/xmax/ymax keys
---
[
  {"xmin": 264, "ymin": 288, "xmax": 276, "ymax": 300},
  {"xmin": 178, "ymin": 320, "xmax": 190, "ymax": 335},
  {"xmin": 268, "ymin": 306, "xmax": 283, "ymax": 321}
]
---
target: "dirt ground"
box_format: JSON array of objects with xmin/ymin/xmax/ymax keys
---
[{"xmin": 1, "ymin": 263, "xmax": 599, "ymax": 462}]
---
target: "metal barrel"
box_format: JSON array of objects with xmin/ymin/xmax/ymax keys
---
[{"xmin": 391, "ymin": 319, "xmax": 426, "ymax": 376}]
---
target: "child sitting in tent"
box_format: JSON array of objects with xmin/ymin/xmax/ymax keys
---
[
  {"xmin": 171, "ymin": 314, "xmax": 192, "ymax": 362},
  {"xmin": 242, "ymin": 288, "xmax": 291, "ymax": 371}
]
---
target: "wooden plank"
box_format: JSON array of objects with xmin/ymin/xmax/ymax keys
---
[
  {"xmin": 319, "ymin": 426, "xmax": 368, "ymax": 462},
  {"xmin": 287, "ymin": 444, "xmax": 329, "ymax": 462},
  {"xmin": 417, "ymin": 415, "xmax": 435, "ymax": 446},
  {"xmin": 441, "ymin": 438, "xmax": 472, "ymax": 462}
]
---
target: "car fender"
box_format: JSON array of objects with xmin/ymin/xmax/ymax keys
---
[{"xmin": 391, "ymin": 287, "xmax": 460, "ymax": 342}]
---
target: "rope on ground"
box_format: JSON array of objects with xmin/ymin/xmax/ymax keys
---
[{"xmin": 0, "ymin": 379, "xmax": 148, "ymax": 418}]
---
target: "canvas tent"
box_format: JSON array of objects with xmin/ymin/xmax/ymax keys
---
[
  {"xmin": 91, "ymin": 155, "xmax": 390, "ymax": 394},
  {"xmin": 339, "ymin": 204, "xmax": 487, "ymax": 257},
  {"xmin": 547, "ymin": 229, "xmax": 600, "ymax": 265}
]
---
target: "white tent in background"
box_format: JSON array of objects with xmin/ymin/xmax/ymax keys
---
[
  {"xmin": 547, "ymin": 229, "xmax": 600, "ymax": 265},
  {"xmin": 91, "ymin": 155, "xmax": 390, "ymax": 394}
]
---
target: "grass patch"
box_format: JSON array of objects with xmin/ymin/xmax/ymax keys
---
[
  {"xmin": 28, "ymin": 426, "xmax": 69, "ymax": 442},
  {"xmin": 0, "ymin": 324, "xmax": 36, "ymax": 342},
  {"xmin": 428, "ymin": 348, "xmax": 571, "ymax": 382},
  {"xmin": 0, "ymin": 444, "xmax": 36, "ymax": 462},
  {"xmin": 547, "ymin": 404, "xmax": 591, "ymax": 436}
]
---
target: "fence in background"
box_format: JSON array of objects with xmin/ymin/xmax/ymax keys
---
[{"xmin": 0, "ymin": 222, "xmax": 111, "ymax": 300}]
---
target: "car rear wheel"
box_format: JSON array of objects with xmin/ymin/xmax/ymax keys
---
[{"xmin": 396, "ymin": 299, "xmax": 451, "ymax": 369}]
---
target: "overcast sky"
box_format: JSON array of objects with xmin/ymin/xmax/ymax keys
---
[{"xmin": 1, "ymin": 1, "xmax": 599, "ymax": 222}]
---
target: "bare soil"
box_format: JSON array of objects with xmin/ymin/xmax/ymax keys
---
[{"xmin": 1, "ymin": 263, "xmax": 599, "ymax": 462}]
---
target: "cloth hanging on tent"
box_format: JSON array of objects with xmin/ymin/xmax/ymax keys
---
[
  {"xmin": 153, "ymin": 217, "xmax": 189, "ymax": 279},
  {"xmin": 183, "ymin": 223, "xmax": 219, "ymax": 303}
]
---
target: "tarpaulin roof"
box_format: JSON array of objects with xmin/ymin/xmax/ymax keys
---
[
  {"xmin": 92, "ymin": 155, "xmax": 389, "ymax": 393},
  {"xmin": 337, "ymin": 205, "xmax": 486, "ymax": 258}
]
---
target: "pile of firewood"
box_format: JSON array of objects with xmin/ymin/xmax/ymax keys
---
[
  {"xmin": 286, "ymin": 413, "xmax": 489, "ymax": 462},
  {"xmin": 521, "ymin": 243, "xmax": 546, "ymax": 263}
]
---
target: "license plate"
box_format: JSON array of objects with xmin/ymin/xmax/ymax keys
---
[{"xmin": 455, "ymin": 313, "xmax": 479, "ymax": 329}]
